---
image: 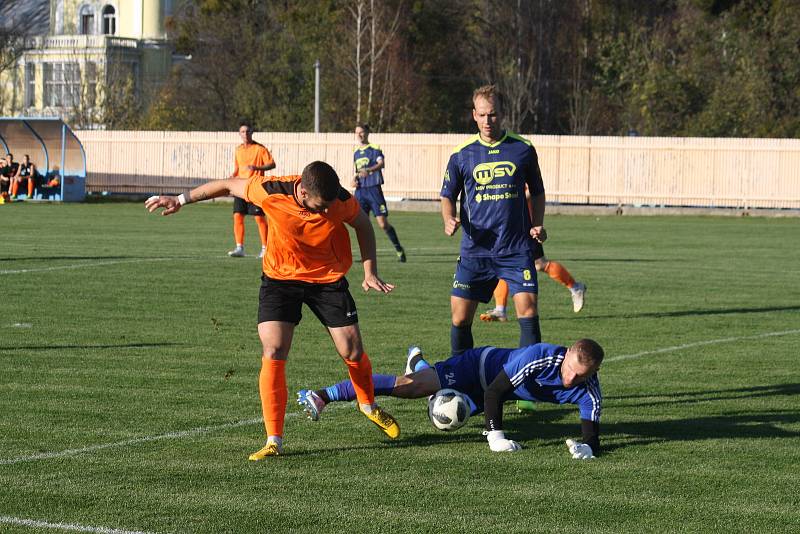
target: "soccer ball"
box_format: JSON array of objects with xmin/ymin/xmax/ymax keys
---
[{"xmin": 427, "ymin": 389, "xmax": 470, "ymax": 431}]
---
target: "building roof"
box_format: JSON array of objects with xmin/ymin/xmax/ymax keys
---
[{"xmin": 0, "ymin": 0, "xmax": 49, "ymax": 36}]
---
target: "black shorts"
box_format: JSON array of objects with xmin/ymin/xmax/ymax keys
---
[
  {"xmin": 258, "ymin": 275, "xmax": 358, "ymax": 328},
  {"xmin": 233, "ymin": 197, "xmax": 265, "ymax": 216}
]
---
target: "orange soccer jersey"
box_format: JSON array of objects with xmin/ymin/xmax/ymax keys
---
[
  {"xmin": 244, "ymin": 175, "xmax": 361, "ymax": 283},
  {"xmin": 234, "ymin": 142, "xmax": 275, "ymax": 179}
]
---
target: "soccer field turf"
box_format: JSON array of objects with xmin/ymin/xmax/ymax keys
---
[{"xmin": 1, "ymin": 202, "xmax": 799, "ymax": 533}]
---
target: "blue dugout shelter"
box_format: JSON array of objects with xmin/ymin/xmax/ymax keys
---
[{"xmin": 0, "ymin": 117, "xmax": 86, "ymax": 202}]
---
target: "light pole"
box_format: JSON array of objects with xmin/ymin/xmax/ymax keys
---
[{"xmin": 314, "ymin": 59, "xmax": 320, "ymax": 133}]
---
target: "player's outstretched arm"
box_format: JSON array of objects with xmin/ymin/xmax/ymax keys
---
[
  {"xmin": 565, "ymin": 419, "xmax": 600, "ymax": 460},
  {"xmin": 440, "ymin": 196, "xmax": 460, "ymax": 236},
  {"xmin": 483, "ymin": 371, "xmax": 522, "ymax": 452},
  {"xmin": 349, "ymin": 209, "xmax": 394, "ymax": 293},
  {"xmin": 145, "ymin": 178, "xmax": 249, "ymax": 216}
]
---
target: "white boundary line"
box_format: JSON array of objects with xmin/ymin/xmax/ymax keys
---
[
  {"xmin": 607, "ymin": 328, "xmax": 800, "ymax": 363},
  {"xmin": 0, "ymin": 247, "xmax": 459, "ymax": 276},
  {"xmin": 0, "ymin": 417, "xmax": 261, "ymax": 466},
  {"xmin": 0, "ymin": 516, "xmax": 162, "ymax": 534},
  {"xmin": 0, "ymin": 257, "xmax": 207, "ymax": 275}
]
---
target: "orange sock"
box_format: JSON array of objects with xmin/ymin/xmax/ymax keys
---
[
  {"xmin": 27, "ymin": 179, "xmax": 33, "ymax": 197},
  {"xmin": 254, "ymin": 215, "xmax": 268, "ymax": 247},
  {"xmin": 10, "ymin": 181, "xmax": 18, "ymax": 197},
  {"xmin": 233, "ymin": 213, "xmax": 245, "ymax": 246},
  {"xmin": 493, "ymin": 279, "xmax": 509, "ymax": 308},
  {"xmin": 344, "ymin": 353, "xmax": 375, "ymax": 406},
  {"xmin": 258, "ymin": 358, "xmax": 287, "ymax": 437},
  {"xmin": 543, "ymin": 261, "xmax": 576, "ymax": 288}
]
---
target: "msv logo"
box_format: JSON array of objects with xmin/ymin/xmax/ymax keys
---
[{"xmin": 473, "ymin": 161, "xmax": 516, "ymax": 185}]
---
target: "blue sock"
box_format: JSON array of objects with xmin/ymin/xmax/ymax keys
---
[
  {"xmin": 324, "ymin": 374, "xmax": 396, "ymax": 402},
  {"xmin": 518, "ymin": 316, "xmax": 541, "ymax": 347},
  {"xmin": 384, "ymin": 225, "xmax": 403, "ymax": 251},
  {"xmin": 451, "ymin": 324, "xmax": 474, "ymax": 356},
  {"xmin": 414, "ymin": 359, "xmax": 431, "ymax": 372}
]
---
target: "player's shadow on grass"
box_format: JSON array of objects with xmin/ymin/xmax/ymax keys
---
[
  {"xmin": 558, "ymin": 304, "xmax": 800, "ymax": 321},
  {"xmin": 607, "ymin": 383, "xmax": 800, "ymax": 408},
  {"xmin": 0, "ymin": 342, "xmax": 181, "ymax": 351}
]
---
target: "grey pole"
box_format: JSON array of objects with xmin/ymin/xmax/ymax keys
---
[{"xmin": 314, "ymin": 59, "xmax": 321, "ymax": 133}]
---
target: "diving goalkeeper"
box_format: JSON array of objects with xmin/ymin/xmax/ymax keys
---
[{"xmin": 298, "ymin": 338, "xmax": 603, "ymax": 459}]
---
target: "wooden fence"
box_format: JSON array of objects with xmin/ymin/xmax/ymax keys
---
[{"xmin": 75, "ymin": 130, "xmax": 800, "ymax": 209}]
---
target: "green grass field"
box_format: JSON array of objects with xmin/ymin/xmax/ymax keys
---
[{"xmin": 1, "ymin": 202, "xmax": 799, "ymax": 533}]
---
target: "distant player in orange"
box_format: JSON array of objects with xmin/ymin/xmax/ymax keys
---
[
  {"xmin": 145, "ymin": 161, "xmax": 400, "ymax": 459},
  {"xmin": 228, "ymin": 121, "xmax": 275, "ymax": 258},
  {"xmin": 481, "ymin": 186, "xmax": 586, "ymax": 321},
  {"xmin": 480, "ymin": 251, "xmax": 586, "ymax": 321}
]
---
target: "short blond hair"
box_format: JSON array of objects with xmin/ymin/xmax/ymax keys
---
[{"xmin": 472, "ymin": 84, "xmax": 501, "ymax": 108}]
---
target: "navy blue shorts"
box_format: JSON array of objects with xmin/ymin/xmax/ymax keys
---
[
  {"xmin": 354, "ymin": 186, "xmax": 388, "ymax": 217},
  {"xmin": 434, "ymin": 347, "xmax": 490, "ymax": 414},
  {"xmin": 451, "ymin": 252, "xmax": 538, "ymax": 303}
]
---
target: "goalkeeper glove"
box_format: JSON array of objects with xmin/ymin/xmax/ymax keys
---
[
  {"xmin": 565, "ymin": 439, "xmax": 595, "ymax": 460},
  {"xmin": 485, "ymin": 430, "xmax": 522, "ymax": 452}
]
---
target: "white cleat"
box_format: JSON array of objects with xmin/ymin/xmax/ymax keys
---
[
  {"xmin": 297, "ymin": 389, "xmax": 326, "ymax": 421},
  {"xmin": 405, "ymin": 345, "xmax": 423, "ymax": 375},
  {"xmin": 570, "ymin": 282, "xmax": 586, "ymax": 313},
  {"xmin": 228, "ymin": 246, "xmax": 245, "ymax": 257}
]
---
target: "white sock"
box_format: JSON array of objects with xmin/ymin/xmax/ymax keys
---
[
  {"xmin": 495, "ymin": 306, "xmax": 506, "ymax": 314},
  {"xmin": 267, "ymin": 435, "xmax": 282, "ymax": 446}
]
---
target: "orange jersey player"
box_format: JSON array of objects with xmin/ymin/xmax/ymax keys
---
[
  {"xmin": 145, "ymin": 161, "xmax": 400, "ymax": 459},
  {"xmin": 227, "ymin": 121, "xmax": 275, "ymax": 258}
]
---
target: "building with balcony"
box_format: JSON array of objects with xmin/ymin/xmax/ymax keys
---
[{"xmin": 0, "ymin": 0, "xmax": 176, "ymax": 127}]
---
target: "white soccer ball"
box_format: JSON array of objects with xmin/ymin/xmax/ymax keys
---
[{"xmin": 428, "ymin": 388, "xmax": 470, "ymax": 431}]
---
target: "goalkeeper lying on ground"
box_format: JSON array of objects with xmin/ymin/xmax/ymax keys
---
[{"xmin": 298, "ymin": 338, "xmax": 603, "ymax": 459}]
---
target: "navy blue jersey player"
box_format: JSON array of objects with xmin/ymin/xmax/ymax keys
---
[
  {"xmin": 353, "ymin": 124, "xmax": 406, "ymax": 262},
  {"xmin": 441, "ymin": 85, "xmax": 547, "ymax": 355},
  {"xmin": 298, "ymin": 338, "xmax": 603, "ymax": 458}
]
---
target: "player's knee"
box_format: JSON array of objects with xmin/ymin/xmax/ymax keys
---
[
  {"xmin": 261, "ymin": 346, "xmax": 288, "ymax": 360},
  {"xmin": 534, "ymin": 257, "xmax": 548, "ymax": 271},
  {"xmin": 451, "ymin": 317, "xmax": 473, "ymax": 328}
]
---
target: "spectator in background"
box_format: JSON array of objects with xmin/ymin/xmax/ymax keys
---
[
  {"xmin": 0, "ymin": 158, "xmax": 10, "ymax": 202},
  {"xmin": 11, "ymin": 154, "xmax": 37, "ymax": 199},
  {"xmin": 1, "ymin": 155, "xmax": 19, "ymax": 202}
]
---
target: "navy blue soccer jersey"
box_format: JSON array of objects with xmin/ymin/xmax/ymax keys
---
[
  {"xmin": 440, "ymin": 131, "xmax": 545, "ymax": 257},
  {"xmin": 354, "ymin": 144, "xmax": 384, "ymax": 188},
  {"xmin": 438, "ymin": 343, "xmax": 602, "ymax": 422}
]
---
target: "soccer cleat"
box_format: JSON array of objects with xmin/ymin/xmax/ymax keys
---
[
  {"xmin": 248, "ymin": 440, "xmax": 283, "ymax": 460},
  {"xmin": 396, "ymin": 247, "xmax": 407, "ymax": 263},
  {"xmin": 405, "ymin": 345, "xmax": 423, "ymax": 375},
  {"xmin": 297, "ymin": 389, "xmax": 326, "ymax": 421},
  {"xmin": 570, "ymin": 282, "xmax": 586, "ymax": 313},
  {"xmin": 228, "ymin": 246, "xmax": 245, "ymax": 257},
  {"xmin": 479, "ymin": 309, "xmax": 508, "ymax": 322},
  {"xmin": 359, "ymin": 405, "xmax": 400, "ymax": 439},
  {"xmin": 516, "ymin": 400, "xmax": 536, "ymax": 413}
]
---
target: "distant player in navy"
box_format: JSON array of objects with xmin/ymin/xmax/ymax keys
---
[
  {"xmin": 441, "ymin": 84, "xmax": 547, "ymax": 355},
  {"xmin": 353, "ymin": 124, "xmax": 407, "ymax": 262},
  {"xmin": 298, "ymin": 338, "xmax": 603, "ymax": 458}
]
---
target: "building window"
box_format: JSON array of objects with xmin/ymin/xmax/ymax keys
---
[
  {"xmin": 102, "ymin": 5, "xmax": 116, "ymax": 35},
  {"xmin": 85, "ymin": 62, "xmax": 97, "ymax": 107},
  {"xmin": 80, "ymin": 6, "xmax": 94, "ymax": 35},
  {"xmin": 25, "ymin": 63, "xmax": 36, "ymax": 107},
  {"xmin": 43, "ymin": 63, "xmax": 82, "ymax": 108}
]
